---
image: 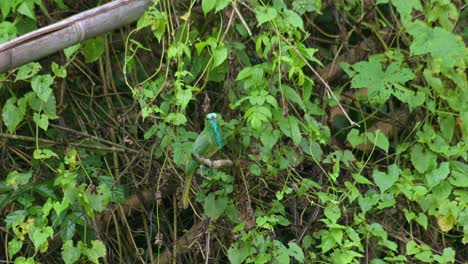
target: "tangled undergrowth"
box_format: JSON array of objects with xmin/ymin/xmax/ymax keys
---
[{"xmin": 1, "ymin": 0, "xmax": 467, "ymax": 263}]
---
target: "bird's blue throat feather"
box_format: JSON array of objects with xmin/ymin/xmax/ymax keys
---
[{"xmin": 210, "ymin": 120, "xmax": 222, "ymax": 148}]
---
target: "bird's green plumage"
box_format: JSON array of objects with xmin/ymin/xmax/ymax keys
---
[{"xmin": 182, "ymin": 113, "xmax": 222, "ymax": 208}]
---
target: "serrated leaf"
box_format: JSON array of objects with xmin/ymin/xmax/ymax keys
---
[
  {"xmin": 388, "ymin": 0, "xmax": 422, "ymax": 26},
  {"xmin": 346, "ymin": 56, "xmax": 415, "ymax": 105},
  {"xmin": 407, "ymin": 22, "xmax": 465, "ymax": 71},
  {"xmin": 31, "ymin": 74, "xmax": 54, "ymax": 102}
]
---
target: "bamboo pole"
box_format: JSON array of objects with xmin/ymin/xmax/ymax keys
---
[{"xmin": 0, "ymin": 0, "xmax": 151, "ymax": 72}]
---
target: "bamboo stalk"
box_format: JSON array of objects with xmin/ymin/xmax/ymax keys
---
[{"xmin": 0, "ymin": 0, "xmax": 151, "ymax": 72}]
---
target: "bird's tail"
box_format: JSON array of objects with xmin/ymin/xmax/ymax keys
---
[{"xmin": 182, "ymin": 159, "xmax": 197, "ymax": 208}]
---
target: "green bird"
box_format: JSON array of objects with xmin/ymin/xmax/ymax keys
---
[{"xmin": 182, "ymin": 112, "xmax": 223, "ymax": 208}]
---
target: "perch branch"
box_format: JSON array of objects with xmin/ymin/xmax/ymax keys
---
[{"xmin": 191, "ymin": 153, "xmax": 233, "ymax": 168}]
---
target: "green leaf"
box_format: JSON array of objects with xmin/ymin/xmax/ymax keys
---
[
  {"xmin": 172, "ymin": 141, "xmax": 192, "ymax": 167},
  {"xmin": 358, "ymin": 190, "xmax": 380, "ymax": 214},
  {"xmin": 215, "ymin": 0, "xmax": 231, "ymax": 12},
  {"xmin": 5, "ymin": 170, "xmax": 32, "ymax": 189},
  {"xmin": 165, "ymin": 112, "xmax": 187, "ymax": 125},
  {"xmin": 51, "ymin": 62, "xmax": 67, "ymax": 78},
  {"xmin": 228, "ymin": 243, "xmax": 249, "ymax": 264},
  {"xmin": 202, "ymin": 0, "xmax": 216, "ymax": 15},
  {"xmin": 366, "ymin": 130, "xmax": 389, "ymax": 153},
  {"xmin": 246, "ymin": 106, "xmax": 271, "ymax": 129},
  {"xmin": 0, "ymin": 1, "xmax": 13, "ymax": 17},
  {"xmin": 212, "ymin": 45, "xmax": 227, "ymax": 68},
  {"xmin": 12, "ymin": 257, "xmax": 35, "ymax": 264},
  {"xmin": 284, "ymin": 9, "xmax": 304, "ymax": 30},
  {"xmin": 388, "ymin": 0, "xmax": 422, "ymax": 26},
  {"xmin": 283, "ymin": 85, "xmax": 304, "ymax": 109},
  {"xmin": 407, "ymin": 22, "xmax": 465, "ymax": 71},
  {"xmin": 288, "ymin": 241, "xmax": 304, "ymax": 262},
  {"xmin": 406, "ymin": 240, "xmax": 420, "ymax": 255},
  {"xmin": 33, "ymin": 112, "xmax": 49, "ymax": 130},
  {"xmin": 33, "ymin": 148, "xmax": 59, "ymax": 160},
  {"xmin": 292, "ymin": 0, "xmax": 321, "ymax": 14},
  {"xmin": 81, "ymin": 240, "xmax": 106, "ymax": 264},
  {"xmin": 31, "ymin": 74, "xmax": 54, "ymax": 102},
  {"xmin": 29, "ymin": 225, "xmax": 53, "ymax": 252},
  {"xmin": 352, "ymin": 173, "xmax": 372, "ymax": 185},
  {"xmin": 8, "ymin": 238, "xmax": 23, "ymax": 259},
  {"xmin": 438, "ymin": 114, "xmax": 455, "ymax": 142},
  {"xmin": 175, "ymin": 89, "xmax": 192, "ymax": 110},
  {"xmin": 415, "ymin": 251, "xmax": 433, "ymax": 262},
  {"xmin": 64, "ymin": 43, "xmax": 81, "ymax": 60},
  {"xmin": 278, "ymin": 115, "xmax": 302, "ymax": 145},
  {"xmin": 17, "ymin": 0, "xmax": 36, "ymax": 20},
  {"xmin": 15, "ymin": 62, "xmax": 42, "ymax": 81},
  {"xmin": 425, "ymin": 162, "xmax": 450, "ymax": 188},
  {"xmin": 255, "ymin": 6, "xmax": 277, "ymax": 25},
  {"xmin": 83, "ymin": 37, "xmax": 105, "ymax": 63},
  {"xmin": 347, "ymin": 129, "xmax": 365, "ymax": 147},
  {"xmin": 0, "ymin": 21, "xmax": 17, "ymax": 44},
  {"xmin": 2, "ymin": 97, "xmax": 27, "ymax": 133},
  {"xmin": 261, "ymin": 128, "xmax": 280, "ymax": 151},
  {"xmin": 433, "ymin": 247, "xmax": 455, "ymax": 264},
  {"xmin": 204, "ymin": 193, "xmax": 227, "ymax": 219},
  {"xmin": 346, "ymin": 57, "xmax": 415, "ymax": 105},
  {"xmin": 324, "ymin": 205, "xmax": 341, "ymax": 223},
  {"xmin": 410, "ymin": 144, "xmax": 437, "ymax": 173},
  {"xmin": 88, "ymin": 184, "xmax": 111, "ymax": 212},
  {"xmin": 415, "ymin": 212, "xmax": 428, "ymax": 230},
  {"xmin": 62, "ymin": 240, "xmax": 82, "ymax": 264},
  {"xmin": 374, "ymin": 164, "xmax": 400, "ymax": 193}
]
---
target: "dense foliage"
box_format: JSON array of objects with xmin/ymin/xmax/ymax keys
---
[{"xmin": 1, "ymin": 0, "xmax": 467, "ymax": 263}]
